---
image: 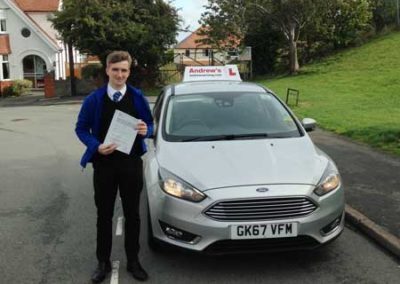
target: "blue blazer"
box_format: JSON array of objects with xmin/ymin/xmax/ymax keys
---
[{"xmin": 75, "ymin": 85, "xmax": 154, "ymax": 168}]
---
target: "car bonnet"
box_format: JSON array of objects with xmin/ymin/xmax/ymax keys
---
[{"xmin": 156, "ymin": 136, "xmax": 328, "ymax": 191}]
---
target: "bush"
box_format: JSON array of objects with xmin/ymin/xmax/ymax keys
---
[
  {"xmin": 1, "ymin": 85, "xmax": 14, "ymax": 97},
  {"xmin": 81, "ymin": 64, "xmax": 103, "ymax": 80},
  {"xmin": 1, "ymin": 79, "xmax": 33, "ymax": 97}
]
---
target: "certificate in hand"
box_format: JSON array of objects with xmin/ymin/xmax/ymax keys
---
[{"xmin": 104, "ymin": 110, "xmax": 139, "ymax": 154}]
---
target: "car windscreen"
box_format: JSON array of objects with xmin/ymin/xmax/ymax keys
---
[{"xmin": 162, "ymin": 92, "xmax": 302, "ymax": 142}]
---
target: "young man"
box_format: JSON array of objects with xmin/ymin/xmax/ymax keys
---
[{"xmin": 75, "ymin": 51, "xmax": 153, "ymax": 283}]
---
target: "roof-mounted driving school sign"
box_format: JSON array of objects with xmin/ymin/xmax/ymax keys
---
[{"xmin": 183, "ymin": 65, "xmax": 242, "ymax": 82}]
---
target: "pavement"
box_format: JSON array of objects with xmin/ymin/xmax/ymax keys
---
[
  {"xmin": 0, "ymin": 91, "xmax": 87, "ymax": 107},
  {"xmin": 1, "ymin": 92, "xmax": 399, "ymax": 258},
  {"xmin": 0, "ymin": 91, "xmax": 158, "ymax": 107}
]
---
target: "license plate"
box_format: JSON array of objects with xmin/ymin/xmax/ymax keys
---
[{"xmin": 231, "ymin": 222, "xmax": 298, "ymax": 239}]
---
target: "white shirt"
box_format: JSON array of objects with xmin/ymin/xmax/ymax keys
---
[{"xmin": 107, "ymin": 84, "xmax": 127, "ymax": 102}]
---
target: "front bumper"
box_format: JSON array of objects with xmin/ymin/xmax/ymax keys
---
[{"xmin": 147, "ymin": 183, "xmax": 345, "ymax": 254}]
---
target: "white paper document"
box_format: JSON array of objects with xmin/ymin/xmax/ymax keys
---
[{"xmin": 104, "ymin": 110, "xmax": 139, "ymax": 154}]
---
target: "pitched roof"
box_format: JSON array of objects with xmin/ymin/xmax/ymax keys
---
[
  {"xmin": 12, "ymin": 0, "xmax": 60, "ymax": 12},
  {"xmin": 175, "ymin": 27, "xmax": 241, "ymax": 50},
  {"xmin": 175, "ymin": 28, "xmax": 212, "ymax": 49},
  {"xmin": 4, "ymin": 0, "xmax": 60, "ymax": 51}
]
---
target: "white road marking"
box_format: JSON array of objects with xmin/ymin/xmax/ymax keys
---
[
  {"xmin": 116, "ymin": 216, "xmax": 123, "ymax": 236},
  {"xmin": 110, "ymin": 260, "xmax": 120, "ymax": 284}
]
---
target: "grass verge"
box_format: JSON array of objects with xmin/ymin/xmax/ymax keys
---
[{"xmin": 256, "ymin": 32, "xmax": 400, "ymax": 156}]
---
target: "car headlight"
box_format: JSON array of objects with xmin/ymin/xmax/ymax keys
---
[
  {"xmin": 158, "ymin": 167, "xmax": 206, "ymax": 202},
  {"xmin": 314, "ymin": 162, "xmax": 341, "ymax": 196}
]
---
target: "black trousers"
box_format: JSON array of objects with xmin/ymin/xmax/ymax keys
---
[{"xmin": 93, "ymin": 156, "xmax": 143, "ymax": 262}]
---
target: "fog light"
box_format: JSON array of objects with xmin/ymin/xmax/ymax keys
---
[
  {"xmin": 159, "ymin": 221, "xmax": 200, "ymax": 244},
  {"xmin": 166, "ymin": 227, "xmax": 183, "ymax": 238},
  {"xmin": 321, "ymin": 214, "xmax": 343, "ymax": 236}
]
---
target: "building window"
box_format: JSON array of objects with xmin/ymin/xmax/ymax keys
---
[
  {"xmin": 21, "ymin": 28, "xmax": 31, "ymax": 38},
  {"xmin": 185, "ymin": 49, "xmax": 190, "ymax": 57},
  {"xmin": 203, "ymin": 49, "xmax": 209, "ymax": 57},
  {"xmin": 0, "ymin": 19, "xmax": 6, "ymax": 33},
  {"xmin": 0, "ymin": 55, "xmax": 10, "ymax": 80}
]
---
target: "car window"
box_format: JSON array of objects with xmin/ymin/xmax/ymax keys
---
[
  {"xmin": 153, "ymin": 91, "xmax": 165, "ymax": 123},
  {"xmin": 162, "ymin": 92, "xmax": 301, "ymax": 142}
]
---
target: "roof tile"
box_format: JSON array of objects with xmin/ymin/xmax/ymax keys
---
[
  {"xmin": 175, "ymin": 28, "xmax": 212, "ymax": 49},
  {"xmin": 176, "ymin": 27, "xmax": 241, "ymax": 49},
  {"xmin": 13, "ymin": 0, "xmax": 59, "ymax": 12}
]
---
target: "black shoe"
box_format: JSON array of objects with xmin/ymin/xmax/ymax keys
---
[
  {"xmin": 127, "ymin": 260, "xmax": 148, "ymax": 281},
  {"xmin": 91, "ymin": 261, "xmax": 112, "ymax": 283}
]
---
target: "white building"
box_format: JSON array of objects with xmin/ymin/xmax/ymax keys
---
[
  {"xmin": 0, "ymin": 0, "xmax": 81, "ymax": 92},
  {"xmin": 174, "ymin": 27, "xmax": 228, "ymax": 66}
]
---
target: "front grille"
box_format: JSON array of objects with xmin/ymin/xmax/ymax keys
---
[
  {"xmin": 203, "ymin": 236, "xmax": 320, "ymax": 255},
  {"xmin": 204, "ymin": 197, "xmax": 317, "ymax": 221}
]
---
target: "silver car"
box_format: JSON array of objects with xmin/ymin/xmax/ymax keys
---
[{"xmin": 144, "ymin": 77, "xmax": 344, "ymax": 254}]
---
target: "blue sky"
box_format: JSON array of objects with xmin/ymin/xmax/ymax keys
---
[{"xmin": 172, "ymin": 0, "xmax": 208, "ymax": 42}]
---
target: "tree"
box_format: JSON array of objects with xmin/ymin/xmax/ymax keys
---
[
  {"xmin": 243, "ymin": 11, "xmax": 283, "ymax": 74},
  {"xmin": 370, "ymin": 0, "xmax": 399, "ymax": 31},
  {"xmin": 251, "ymin": 0, "xmax": 319, "ymax": 74},
  {"xmin": 201, "ymin": 0, "xmax": 374, "ymax": 74},
  {"xmin": 199, "ymin": 0, "xmax": 249, "ymax": 50},
  {"xmin": 200, "ymin": 0, "xmax": 318, "ymax": 74},
  {"xmin": 300, "ymin": 0, "xmax": 372, "ymax": 62},
  {"xmin": 314, "ymin": 0, "xmax": 372, "ymax": 49},
  {"xmin": 332, "ymin": 0, "xmax": 372, "ymax": 48},
  {"xmin": 51, "ymin": 0, "xmax": 179, "ymax": 87}
]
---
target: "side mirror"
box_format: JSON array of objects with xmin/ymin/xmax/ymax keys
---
[{"xmin": 302, "ymin": 118, "xmax": 316, "ymax": 132}]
